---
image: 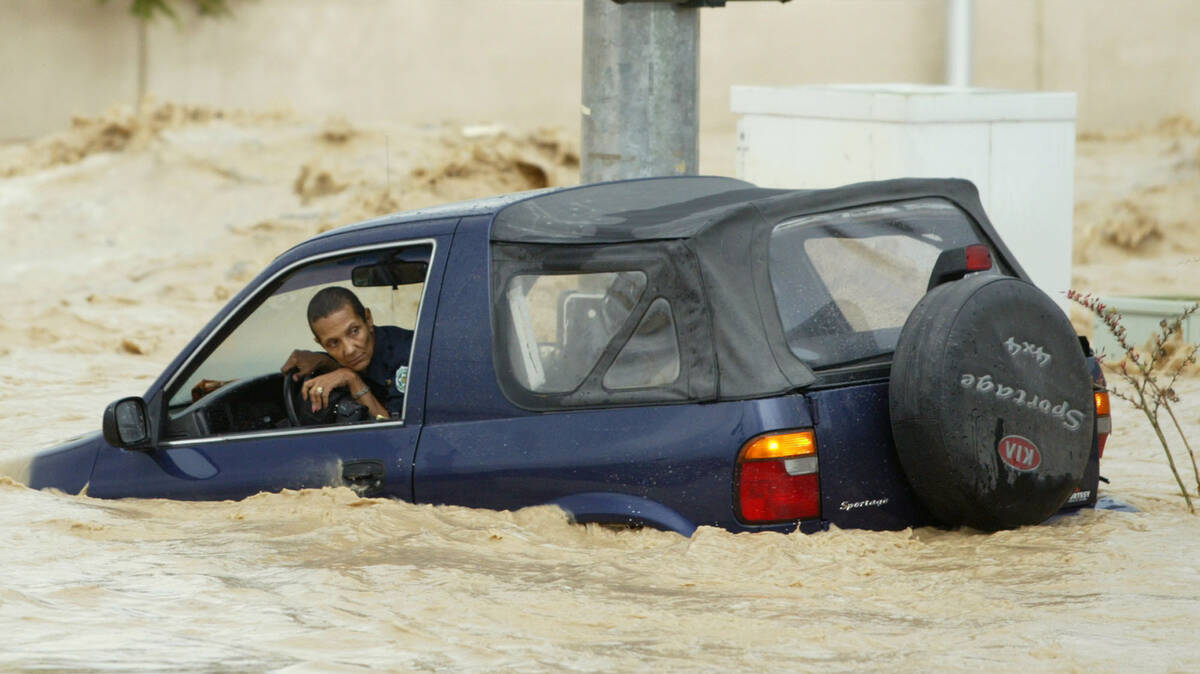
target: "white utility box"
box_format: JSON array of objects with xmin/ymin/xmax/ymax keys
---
[
  {"xmin": 732, "ymin": 84, "xmax": 1077, "ymax": 309},
  {"xmin": 1092, "ymin": 296, "xmax": 1200, "ymax": 361}
]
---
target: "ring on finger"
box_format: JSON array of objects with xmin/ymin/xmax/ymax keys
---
[{"xmin": 316, "ymin": 386, "xmax": 324, "ymax": 394}]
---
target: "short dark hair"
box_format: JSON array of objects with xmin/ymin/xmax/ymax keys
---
[{"xmin": 307, "ymin": 286, "xmax": 367, "ymax": 331}]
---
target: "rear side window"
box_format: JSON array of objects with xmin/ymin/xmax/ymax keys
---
[
  {"xmin": 492, "ymin": 239, "xmax": 712, "ymax": 410},
  {"xmin": 503, "ymin": 271, "xmax": 653, "ymax": 393},
  {"xmin": 603, "ymin": 297, "xmax": 681, "ymax": 390},
  {"xmin": 769, "ymin": 198, "xmax": 994, "ymax": 369}
]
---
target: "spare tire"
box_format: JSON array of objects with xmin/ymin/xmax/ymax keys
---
[{"xmin": 889, "ymin": 274, "xmax": 1093, "ymax": 530}]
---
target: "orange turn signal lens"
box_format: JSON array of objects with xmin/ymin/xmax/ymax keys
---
[
  {"xmin": 740, "ymin": 430, "xmax": 816, "ymax": 461},
  {"xmin": 1094, "ymin": 391, "xmax": 1111, "ymax": 417}
]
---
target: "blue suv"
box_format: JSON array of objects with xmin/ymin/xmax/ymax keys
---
[{"xmin": 29, "ymin": 176, "xmax": 1111, "ymax": 534}]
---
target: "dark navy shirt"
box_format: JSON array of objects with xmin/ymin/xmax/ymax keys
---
[{"xmin": 360, "ymin": 325, "xmax": 414, "ymax": 418}]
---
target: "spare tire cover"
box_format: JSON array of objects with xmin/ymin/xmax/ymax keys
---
[{"xmin": 889, "ymin": 274, "xmax": 1093, "ymax": 530}]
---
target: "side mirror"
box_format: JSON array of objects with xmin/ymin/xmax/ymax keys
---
[{"xmin": 102, "ymin": 397, "xmax": 154, "ymax": 451}]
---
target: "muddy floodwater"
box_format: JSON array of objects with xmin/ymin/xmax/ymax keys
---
[
  {"xmin": 2, "ymin": 407, "xmax": 1199, "ymax": 671},
  {"xmin": 3, "ymin": 107, "xmax": 1200, "ymax": 671}
]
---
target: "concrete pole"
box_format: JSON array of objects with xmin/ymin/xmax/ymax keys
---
[
  {"xmin": 581, "ymin": 0, "xmax": 700, "ymax": 183},
  {"xmin": 945, "ymin": 0, "xmax": 974, "ymax": 87}
]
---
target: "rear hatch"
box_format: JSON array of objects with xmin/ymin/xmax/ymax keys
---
[
  {"xmin": 805, "ymin": 380, "xmax": 931, "ymax": 530},
  {"xmin": 806, "ymin": 371, "xmax": 1103, "ymax": 531},
  {"xmin": 766, "ymin": 198, "xmax": 1103, "ymax": 529}
]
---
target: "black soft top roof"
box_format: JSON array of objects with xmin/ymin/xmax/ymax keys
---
[
  {"xmin": 489, "ymin": 175, "xmax": 1029, "ymax": 409},
  {"xmin": 491, "ymin": 176, "xmax": 1014, "ymax": 258},
  {"xmin": 492, "ymin": 177, "xmax": 778, "ymax": 242}
]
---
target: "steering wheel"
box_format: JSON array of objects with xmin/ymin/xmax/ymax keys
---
[
  {"xmin": 283, "ymin": 369, "xmax": 370, "ymax": 427},
  {"xmin": 283, "ymin": 370, "xmax": 337, "ymax": 427}
]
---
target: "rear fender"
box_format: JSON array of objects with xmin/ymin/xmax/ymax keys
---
[{"xmin": 551, "ymin": 492, "xmax": 697, "ymax": 536}]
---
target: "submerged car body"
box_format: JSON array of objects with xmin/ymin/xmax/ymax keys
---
[{"xmin": 30, "ymin": 176, "xmax": 1111, "ymax": 535}]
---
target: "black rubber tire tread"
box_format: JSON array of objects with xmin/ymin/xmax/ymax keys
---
[{"xmin": 889, "ymin": 274, "xmax": 1093, "ymax": 530}]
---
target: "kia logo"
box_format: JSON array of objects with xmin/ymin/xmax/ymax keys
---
[{"xmin": 998, "ymin": 435, "xmax": 1041, "ymax": 471}]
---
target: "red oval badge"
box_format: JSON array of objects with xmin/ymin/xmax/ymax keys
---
[{"xmin": 998, "ymin": 435, "xmax": 1041, "ymax": 471}]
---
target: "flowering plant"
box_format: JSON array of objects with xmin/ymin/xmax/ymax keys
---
[{"xmin": 1068, "ymin": 289, "xmax": 1200, "ymax": 512}]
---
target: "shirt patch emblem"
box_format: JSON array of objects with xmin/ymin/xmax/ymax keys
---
[{"xmin": 395, "ymin": 365, "xmax": 409, "ymax": 394}]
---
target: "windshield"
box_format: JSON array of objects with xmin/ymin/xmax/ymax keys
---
[{"xmin": 769, "ymin": 198, "xmax": 997, "ymax": 370}]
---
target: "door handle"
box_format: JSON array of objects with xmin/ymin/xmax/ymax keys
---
[{"xmin": 342, "ymin": 459, "xmax": 385, "ymax": 497}]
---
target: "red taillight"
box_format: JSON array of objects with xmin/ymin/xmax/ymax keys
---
[
  {"xmin": 739, "ymin": 462, "xmax": 820, "ymax": 522},
  {"xmin": 965, "ymin": 244, "xmax": 992, "ymax": 271},
  {"xmin": 736, "ymin": 430, "xmax": 820, "ymax": 523},
  {"xmin": 1095, "ymin": 390, "xmax": 1112, "ymax": 458}
]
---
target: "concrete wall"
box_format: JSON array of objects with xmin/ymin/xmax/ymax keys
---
[
  {"xmin": 1, "ymin": 1, "xmax": 140, "ymax": 139},
  {"xmin": 2, "ymin": 0, "xmax": 1198, "ymax": 141},
  {"xmin": 142, "ymin": 0, "xmax": 585, "ymax": 130},
  {"xmin": 974, "ymin": 0, "xmax": 1200, "ymax": 131}
]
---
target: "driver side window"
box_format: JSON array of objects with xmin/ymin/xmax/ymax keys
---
[{"xmin": 162, "ymin": 243, "xmax": 432, "ymax": 441}]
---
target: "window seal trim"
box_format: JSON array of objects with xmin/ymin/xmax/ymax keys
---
[{"xmin": 160, "ymin": 420, "xmax": 406, "ymax": 448}]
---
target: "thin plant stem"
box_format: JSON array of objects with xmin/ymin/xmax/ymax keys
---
[
  {"xmin": 1161, "ymin": 398, "xmax": 1200, "ymax": 497},
  {"xmin": 1140, "ymin": 405, "xmax": 1194, "ymax": 513}
]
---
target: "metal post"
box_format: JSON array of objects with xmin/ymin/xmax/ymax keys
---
[
  {"xmin": 581, "ymin": 0, "xmax": 700, "ymax": 183},
  {"xmin": 945, "ymin": 0, "xmax": 974, "ymax": 87}
]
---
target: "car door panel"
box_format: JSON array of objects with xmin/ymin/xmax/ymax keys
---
[{"xmin": 88, "ymin": 426, "xmax": 419, "ymax": 501}]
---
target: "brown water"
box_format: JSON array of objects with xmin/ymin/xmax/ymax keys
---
[
  {"xmin": 2, "ymin": 107, "xmax": 1199, "ymax": 671},
  {"xmin": 1, "ymin": 422, "xmax": 1198, "ymax": 671}
]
